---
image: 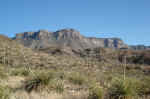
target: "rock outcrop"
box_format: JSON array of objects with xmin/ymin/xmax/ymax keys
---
[{"xmin": 13, "ymin": 29, "xmax": 128, "ymax": 50}]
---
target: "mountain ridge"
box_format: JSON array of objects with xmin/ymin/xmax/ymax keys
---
[{"xmin": 13, "ymin": 28, "xmax": 128, "ymax": 50}]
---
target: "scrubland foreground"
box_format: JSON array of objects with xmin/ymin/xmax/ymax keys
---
[
  {"xmin": 1, "ymin": 35, "xmax": 150, "ymax": 99},
  {"xmin": 1, "ymin": 57, "xmax": 150, "ymax": 99}
]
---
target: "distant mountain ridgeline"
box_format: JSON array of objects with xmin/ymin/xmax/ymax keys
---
[
  {"xmin": 130, "ymin": 45, "xmax": 150, "ymax": 50},
  {"xmin": 13, "ymin": 29, "xmax": 128, "ymax": 50},
  {"xmin": 0, "ymin": 28, "xmax": 150, "ymax": 67}
]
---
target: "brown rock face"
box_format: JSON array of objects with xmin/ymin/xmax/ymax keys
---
[{"xmin": 13, "ymin": 29, "xmax": 128, "ymax": 50}]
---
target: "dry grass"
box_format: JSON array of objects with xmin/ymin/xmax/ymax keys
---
[{"xmin": 1, "ymin": 36, "xmax": 150, "ymax": 99}]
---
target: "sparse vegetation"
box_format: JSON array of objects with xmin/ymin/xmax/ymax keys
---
[
  {"xmin": 108, "ymin": 78, "xmax": 139, "ymax": 99},
  {"xmin": 10, "ymin": 68, "xmax": 30, "ymax": 76},
  {"xmin": 1, "ymin": 34, "xmax": 150, "ymax": 98},
  {"xmin": 54, "ymin": 81, "xmax": 64, "ymax": 93},
  {"xmin": 23, "ymin": 70, "xmax": 66, "ymax": 94},
  {"xmin": 137, "ymin": 77, "xmax": 150, "ymax": 96},
  {"xmin": 88, "ymin": 86, "xmax": 104, "ymax": 99},
  {"xmin": 0, "ymin": 69, "xmax": 7, "ymax": 79},
  {"xmin": 68, "ymin": 72, "xmax": 87, "ymax": 85},
  {"xmin": 0, "ymin": 85, "xmax": 11, "ymax": 99},
  {"xmin": 24, "ymin": 71, "xmax": 56, "ymax": 92}
]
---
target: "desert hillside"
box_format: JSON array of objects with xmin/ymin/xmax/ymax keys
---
[{"xmin": 0, "ymin": 33, "xmax": 150, "ymax": 99}]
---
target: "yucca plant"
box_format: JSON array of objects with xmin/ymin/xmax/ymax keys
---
[
  {"xmin": 54, "ymin": 81, "xmax": 64, "ymax": 93},
  {"xmin": 108, "ymin": 78, "xmax": 138, "ymax": 99},
  {"xmin": 88, "ymin": 86, "xmax": 104, "ymax": 99},
  {"xmin": 24, "ymin": 71, "xmax": 55, "ymax": 92}
]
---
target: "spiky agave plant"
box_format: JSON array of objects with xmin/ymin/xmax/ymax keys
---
[
  {"xmin": 108, "ymin": 78, "xmax": 139, "ymax": 99},
  {"xmin": 24, "ymin": 71, "xmax": 55, "ymax": 92}
]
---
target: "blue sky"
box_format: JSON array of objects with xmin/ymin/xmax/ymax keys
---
[{"xmin": 0, "ymin": 0, "xmax": 150, "ymax": 45}]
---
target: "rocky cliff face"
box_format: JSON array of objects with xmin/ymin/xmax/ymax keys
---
[
  {"xmin": 129, "ymin": 45, "xmax": 150, "ymax": 50},
  {"xmin": 13, "ymin": 29, "xmax": 127, "ymax": 50}
]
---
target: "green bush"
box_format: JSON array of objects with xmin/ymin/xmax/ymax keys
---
[
  {"xmin": 68, "ymin": 72, "xmax": 87, "ymax": 85},
  {"xmin": 108, "ymin": 78, "xmax": 138, "ymax": 99},
  {"xmin": 88, "ymin": 86, "xmax": 104, "ymax": 99},
  {"xmin": 55, "ymin": 81, "xmax": 64, "ymax": 93},
  {"xmin": 24, "ymin": 71, "xmax": 55, "ymax": 92},
  {"xmin": 0, "ymin": 65, "xmax": 8, "ymax": 79},
  {"xmin": 0, "ymin": 85, "xmax": 11, "ymax": 99},
  {"xmin": 137, "ymin": 77, "xmax": 150, "ymax": 96},
  {"xmin": 0, "ymin": 71, "xmax": 7, "ymax": 79},
  {"xmin": 11, "ymin": 68, "xmax": 30, "ymax": 76},
  {"xmin": 57, "ymin": 72, "xmax": 66, "ymax": 80}
]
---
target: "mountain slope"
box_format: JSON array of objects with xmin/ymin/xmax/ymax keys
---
[
  {"xmin": 130, "ymin": 45, "xmax": 150, "ymax": 50},
  {"xmin": 0, "ymin": 35, "xmax": 86, "ymax": 68},
  {"xmin": 13, "ymin": 29, "xmax": 128, "ymax": 50}
]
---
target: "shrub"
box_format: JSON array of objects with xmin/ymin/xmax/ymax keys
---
[
  {"xmin": 11, "ymin": 68, "xmax": 30, "ymax": 76},
  {"xmin": 68, "ymin": 72, "xmax": 87, "ymax": 85},
  {"xmin": 0, "ymin": 65, "xmax": 8, "ymax": 79},
  {"xmin": 137, "ymin": 77, "xmax": 150, "ymax": 95},
  {"xmin": 57, "ymin": 71, "xmax": 66, "ymax": 80},
  {"xmin": 88, "ymin": 86, "xmax": 104, "ymax": 99},
  {"xmin": 43, "ymin": 79, "xmax": 65, "ymax": 94},
  {"xmin": 54, "ymin": 81, "xmax": 64, "ymax": 93},
  {"xmin": 24, "ymin": 71, "xmax": 55, "ymax": 92},
  {"xmin": 0, "ymin": 85, "xmax": 11, "ymax": 99},
  {"xmin": 108, "ymin": 78, "xmax": 138, "ymax": 99},
  {"xmin": 0, "ymin": 70, "xmax": 7, "ymax": 79}
]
